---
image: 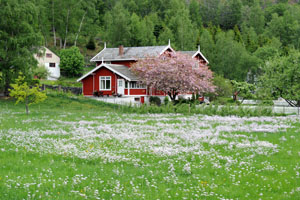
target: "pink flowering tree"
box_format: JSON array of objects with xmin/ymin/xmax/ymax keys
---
[{"xmin": 131, "ymin": 52, "xmax": 215, "ymax": 101}]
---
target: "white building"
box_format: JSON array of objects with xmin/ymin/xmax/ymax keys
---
[{"xmin": 34, "ymin": 47, "xmax": 60, "ymax": 80}]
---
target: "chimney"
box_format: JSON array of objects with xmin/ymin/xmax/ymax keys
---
[{"xmin": 119, "ymin": 45, "xmax": 124, "ymax": 56}]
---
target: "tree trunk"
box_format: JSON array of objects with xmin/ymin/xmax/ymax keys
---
[
  {"xmin": 74, "ymin": 11, "xmax": 86, "ymax": 47},
  {"xmin": 63, "ymin": 9, "xmax": 70, "ymax": 49},
  {"xmin": 52, "ymin": 0, "xmax": 56, "ymax": 47},
  {"xmin": 168, "ymin": 90, "xmax": 178, "ymax": 101},
  {"xmin": 60, "ymin": 38, "xmax": 62, "ymax": 49}
]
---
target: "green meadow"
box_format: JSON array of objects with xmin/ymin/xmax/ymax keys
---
[{"xmin": 0, "ymin": 94, "xmax": 299, "ymax": 199}]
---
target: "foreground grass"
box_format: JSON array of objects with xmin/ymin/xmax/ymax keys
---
[{"xmin": 0, "ymin": 95, "xmax": 299, "ymax": 199}]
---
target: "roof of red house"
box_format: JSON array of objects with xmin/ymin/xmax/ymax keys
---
[
  {"xmin": 77, "ymin": 63, "xmax": 139, "ymax": 82},
  {"xmin": 90, "ymin": 45, "xmax": 174, "ymax": 62},
  {"xmin": 178, "ymin": 46, "xmax": 209, "ymax": 64}
]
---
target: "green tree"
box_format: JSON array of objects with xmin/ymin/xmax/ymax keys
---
[
  {"xmin": 189, "ymin": 0, "xmax": 202, "ymax": 28},
  {"xmin": 219, "ymin": 0, "xmax": 242, "ymax": 29},
  {"xmin": 199, "ymin": 0, "xmax": 220, "ymax": 26},
  {"xmin": 206, "ymin": 75, "xmax": 233, "ymax": 101},
  {"xmin": 0, "ymin": 0, "xmax": 42, "ymax": 96},
  {"xmin": 157, "ymin": 26, "xmax": 175, "ymax": 46},
  {"xmin": 102, "ymin": 2, "xmax": 131, "ymax": 46},
  {"xmin": 212, "ymin": 31, "xmax": 258, "ymax": 81},
  {"xmin": 231, "ymin": 80, "xmax": 255, "ymax": 102},
  {"xmin": 59, "ymin": 47, "xmax": 85, "ymax": 77},
  {"xmin": 259, "ymin": 50, "xmax": 300, "ymax": 107},
  {"xmin": 168, "ymin": 1, "xmax": 197, "ymax": 50},
  {"xmin": 241, "ymin": 0, "xmax": 265, "ymax": 34},
  {"xmin": 9, "ymin": 73, "xmax": 47, "ymax": 115}
]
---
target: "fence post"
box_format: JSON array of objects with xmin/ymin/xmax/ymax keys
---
[{"xmin": 58, "ymin": 85, "xmax": 61, "ymax": 92}]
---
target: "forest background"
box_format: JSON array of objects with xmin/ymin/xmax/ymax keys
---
[{"xmin": 1, "ymin": 0, "xmax": 300, "ymax": 91}]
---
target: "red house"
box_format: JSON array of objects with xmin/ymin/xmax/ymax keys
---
[{"xmin": 77, "ymin": 42, "xmax": 209, "ymax": 103}]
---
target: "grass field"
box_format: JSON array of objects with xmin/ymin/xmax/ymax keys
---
[{"xmin": 0, "ymin": 95, "xmax": 300, "ymax": 199}]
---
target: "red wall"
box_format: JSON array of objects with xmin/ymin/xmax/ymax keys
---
[
  {"xmin": 124, "ymin": 89, "xmax": 147, "ymax": 95},
  {"xmin": 82, "ymin": 67, "xmax": 123, "ymax": 96},
  {"xmin": 82, "ymin": 75, "xmax": 93, "ymax": 96}
]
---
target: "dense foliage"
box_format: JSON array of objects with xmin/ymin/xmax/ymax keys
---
[
  {"xmin": 259, "ymin": 50, "xmax": 300, "ymax": 107},
  {"xmin": 59, "ymin": 47, "xmax": 85, "ymax": 77},
  {"xmin": 0, "ymin": 0, "xmax": 42, "ymax": 94},
  {"xmin": 131, "ymin": 52, "xmax": 215, "ymax": 101},
  {"xmin": 2, "ymin": 0, "xmax": 300, "ymax": 103}
]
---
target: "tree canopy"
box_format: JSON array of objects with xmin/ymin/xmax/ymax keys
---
[
  {"xmin": 2, "ymin": 0, "xmax": 300, "ymax": 99},
  {"xmin": 59, "ymin": 47, "xmax": 85, "ymax": 77},
  {"xmin": 130, "ymin": 52, "xmax": 215, "ymax": 101},
  {"xmin": 259, "ymin": 50, "xmax": 300, "ymax": 107},
  {"xmin": 0, "ymin": 0, "xmax": 42, "ymax": 94}
]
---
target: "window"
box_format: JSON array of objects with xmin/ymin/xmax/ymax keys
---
[
  {"xmin": 118, "ymin": 80, "xmax": 123, "ymax": 87},
  {"xmin": 49, "ymin": 63, "xmax": 56, "ymax": 67},
  {"xmin": 46, "ymin": 53, "xmax": 52, "ymax": 58},
  {"xmin": 100, "ymin": 76, "xmax": 111, "ymax": 90},
  {"xmin": 128, "ymin": 81, "xmax": 146, "ymax": 89}
]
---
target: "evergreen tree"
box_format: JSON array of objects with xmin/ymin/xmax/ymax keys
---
[{"xmin": 0, "ymin": 0, "xmax": 42, "ymax": 95}]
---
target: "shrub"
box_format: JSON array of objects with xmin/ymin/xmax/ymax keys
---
[
  {"xmin": 33, "ymin": 65, "xmax": 50, "ymax": 79},
  {"xmin": 149, "ymin": 96, "xmax": 161, "ymax": 106},
  {"xmin": 59, "ymin": 47, "xmax": 84, "ymax": 77},
  {"xmin": 259, "ymin": 100, "xmax": 274, "ymax": 106},
  {"xmin": 164, "ymin": 96, "xmax": 169, "ymax": 105}
]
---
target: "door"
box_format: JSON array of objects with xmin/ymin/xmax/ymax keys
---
[{"xmin": 117, "ymin": 79, "xmax": 125, "ymax": 95}]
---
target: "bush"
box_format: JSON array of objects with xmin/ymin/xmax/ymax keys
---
[
  {"xmin": 149, "ymin": 96, "xmax": 161, "ymax": 106},
  {"xmin": 33, "ymin": 65, "xmax": 50, "ymax": 79},
  {"xmin": 259, "ymin": 100, "xmax": 274, "ymax": 106},
  {"xmin": 164, "ymin": 96, "xmax": 169, "ymax": 105},
  {"xmin": 59, "ymin": 47, "xmax": 85, "ymax": 77}
]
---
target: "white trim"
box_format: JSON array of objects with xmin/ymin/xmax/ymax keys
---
[
  {"xmin": 90, "ymin": 45, "xmax": 107, "ymax": 62},
  {"xmin": 192, "ymin": 51, "xmax": 209, "ymax": 64},
  {"xmin": 92, "ymin": 58, "xmax": 138, "ymax": 62},
  {"xmin": 77, "ymin": 63, "xmax": 134, "ymax": 82},
  {"xmin": 99, "ymin": 76, "xmax": 111, "ymax": 91},
  {"xmin": 159, "ymin": 45, "xmax": 175, "ymax": 55}
]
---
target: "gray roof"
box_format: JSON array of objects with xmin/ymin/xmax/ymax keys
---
[
  {"xmin": 107, "ymin": 64, "xmax": 139, "ymax": 81},
  {"xmin": 77, "ymin": 63, "xmax": 139, "ymax": 82},
  {"xmin": 91, "ymin": 45, "xmax": 170, "ymax": 62},
  {"xmin": 178, "ymin": 51, "xmax": 197, "ymax": 57}
]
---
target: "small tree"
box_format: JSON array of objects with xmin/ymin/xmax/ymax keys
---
[
  {"xmin": 9, "ymin": 73, "xmax": 47, "ymax": 115},
  {"xmin": 131, "ymin": 52, "xmax": 215, "ymax": 101},
  {"xmin": 59, "ymin": 46, "xmax": 85, "ymax": 77},
  {"xmin": 259, "ymin": 50, "xmax": 300, "ymax": 107},
  {"xmin": 231, "ymin": 80, "xmax": 255, "ymax": 103}
]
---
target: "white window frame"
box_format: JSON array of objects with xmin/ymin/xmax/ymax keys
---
[
  {"xmin": 127, "ymin": 81, "xmax": 146, "ymax": 89},
  {"xmin": 99, "ymin": 76, "xmax": 111, "ymax": 91}
]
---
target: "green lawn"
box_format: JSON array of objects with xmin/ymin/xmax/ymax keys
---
[{"xmin": 0, "ymin": 95, "xmax": 299, "ymax": 199}]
